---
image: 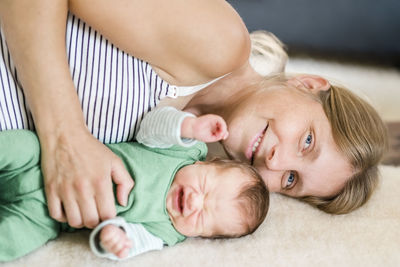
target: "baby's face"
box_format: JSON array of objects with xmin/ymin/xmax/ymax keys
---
[{"xmin": 166, "ymin": 162, "xmax": 248, "ymax": 237}]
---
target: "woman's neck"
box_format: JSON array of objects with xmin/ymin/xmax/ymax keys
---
[{"xmin": 185, "ymin": 62, "xmax": 262, "ymax": 116}]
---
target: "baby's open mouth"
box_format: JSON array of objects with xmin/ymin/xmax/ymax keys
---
[
  {"xmin": 178, "ymin": 187, "xmax": 184, "ymax": 214},
  {"xmin": 250, "ymin": 124, "xmax": 268, "ymax": 165}
]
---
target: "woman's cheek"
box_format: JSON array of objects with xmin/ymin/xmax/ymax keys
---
[{"xmin": 222, "ymin": 131, "xmax": 246, "ymax": 161}]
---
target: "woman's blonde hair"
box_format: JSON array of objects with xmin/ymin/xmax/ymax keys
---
[
  {"xmin": 249, "ymin": 30, "xmax": 288, "ymax": 75},
  {"xmin": 300, "ymin": 84, "xmax": 389, "ymax": 214}
]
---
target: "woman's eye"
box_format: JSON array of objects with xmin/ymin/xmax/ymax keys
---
[
  {"xmin": 285, "ymin": 171, "xmax": 296, "ymax": 189},
  {"xmin": 303, "ymin": 133, "xmax": 313, "ymax": 150}
]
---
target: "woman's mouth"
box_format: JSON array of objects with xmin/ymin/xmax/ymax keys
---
[{"xmin": 246, "ymin": 123, "xmax": 268, "ymax": 165}]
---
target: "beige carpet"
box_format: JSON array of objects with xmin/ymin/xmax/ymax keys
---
[{"xmin": 3, "ymin": 56, "xmax": 400, "ymax": 267}]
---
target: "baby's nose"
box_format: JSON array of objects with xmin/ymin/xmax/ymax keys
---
[{"xmin": 186, "ymin": 191, "xmax": 204, "ymax": 214}]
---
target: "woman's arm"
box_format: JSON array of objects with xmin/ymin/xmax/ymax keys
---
[
  {"xmin": 69, "ymin": 0, "xmax": 251, "ymax": 86},
  {"xmin": 0, "ymin": 0, "xmax": 133, "ymax": 228}
]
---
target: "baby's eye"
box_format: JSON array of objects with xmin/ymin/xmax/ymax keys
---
[
  {"xmin": 284, "ymin": 171, "xmax": 296, "ymax": 189},
  {"xmin": 303, "ymin": 133, "xmax": 313, "ymax": 150}
]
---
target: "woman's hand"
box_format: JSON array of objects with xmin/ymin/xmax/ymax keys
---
[
  {"xmin": 100, "ymin": 224, "xmax": 133, "ymax": 259},
  {"xmin": 42, "ymin": 129, "xmax": 134, "ymax": 229},
  {"xmin": 0, "ymin": 0, "xmax": 133, "ymax": 229}
]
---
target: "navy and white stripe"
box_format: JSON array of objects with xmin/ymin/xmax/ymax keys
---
[{"xmin": 0, "ymin": 13, "xmax": 171, "ymax": 143}]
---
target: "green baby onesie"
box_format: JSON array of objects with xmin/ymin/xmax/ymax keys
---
[
  {"xmin": 108, "ymin": 138, "xmax": 207, "ymax": 245},
  {"xmin": 0, "ymin": 130, "xmax": 207, "ymax": 262}
]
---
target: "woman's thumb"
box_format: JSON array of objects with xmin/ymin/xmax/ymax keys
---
[{"xmin": 112, "ymin": 162, "xmax": 134, "ymax": 206}]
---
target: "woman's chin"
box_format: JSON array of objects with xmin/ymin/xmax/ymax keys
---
[
  {"xmin": 224, "ymin": 145, "xmax": 248, "ymax": 163},
  {"xmin": 220, "ymin": 142, "xmax": 236, "ymax": 159}
]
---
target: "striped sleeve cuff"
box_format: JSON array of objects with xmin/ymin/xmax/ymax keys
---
[
  {"xmin": 136, "ymin": 106, "xmax": 197, "ymax": 148},
  {"xmin": 89, "ymin": 217, "xmax": 164, "ymax": 261}
]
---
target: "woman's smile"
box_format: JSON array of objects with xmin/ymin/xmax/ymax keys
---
[{"xmin": 246, "ymin": 123, "xmax": 268, "ymax": 164}]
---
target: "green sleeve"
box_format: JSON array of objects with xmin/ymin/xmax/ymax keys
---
[{"xmin": 0, "ymin": 130, "xmax": 41, "ymax": 172}]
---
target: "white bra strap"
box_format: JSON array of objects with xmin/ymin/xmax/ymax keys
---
[{"xmin": 166, "ymin": 73, "xmax": 228, "ymax": 98}]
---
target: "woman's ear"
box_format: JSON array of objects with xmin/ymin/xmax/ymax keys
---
[{"xmin": 287, "ymin": 74, "xmax": 331, "ymax": 94}]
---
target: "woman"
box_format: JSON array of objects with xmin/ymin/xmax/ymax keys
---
[{"xmin": 0, "ymin": 0, "xmax": 387, "ymax": 229}]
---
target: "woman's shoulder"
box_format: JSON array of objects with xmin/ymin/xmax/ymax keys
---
[
  {"xmin": 148, "ymin": 1, "xmax": 251, "ymax": 86},
  {"xmin": 70, "ymin": 0, "xmax": 250, "ymax": 86}
]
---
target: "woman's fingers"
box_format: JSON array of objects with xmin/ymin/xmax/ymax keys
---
[
  {"xmin": 62, "ymin": 196, "xmax": 83, "ymax": 228},
  {"xmin": 46, "ymin": 192, "xmax": 67, "ymax": 223},
  {"xmin": 112, "ymin": 159, "xmax": 135, "ymax": 207},
  {"xmin": 78, "ymin": 191, "xmax": 100, "ymax": 229},
  {"xmin": 69, "ymin": 158, "xmax": 118, "ymax": 227},
  {"xmin": 95, "ymin": 178, "xmax": 117, "ymax": 222},
  {"xmin": 41, "ymin": 131, "xmax": 130, "ymax": 228},
  {"xmin": 49, "ymin": 172, "xmax": 117, "ymax": 228}
]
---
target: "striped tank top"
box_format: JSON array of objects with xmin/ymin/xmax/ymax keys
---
[{"xmin": 0, "ymin": 13, "xmax": 210, "ymax": 144}]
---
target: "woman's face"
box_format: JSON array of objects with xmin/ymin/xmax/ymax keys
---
[{"xmin": 222, "ymin": 77, "xmax": 353, "ymax": 198}]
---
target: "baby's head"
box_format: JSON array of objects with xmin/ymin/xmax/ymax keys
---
[{"xmin": 166, "ymin": 158, "xmax": 269, "ymax": 239}]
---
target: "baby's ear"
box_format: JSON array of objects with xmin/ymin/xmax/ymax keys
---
[{"xmin": 287, "ymin": 74, "xmax": 331, "ymax": 94}]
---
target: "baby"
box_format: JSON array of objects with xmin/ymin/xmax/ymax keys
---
[
  {"xmin": 94, "ymin": 106, "xmax": 270, "ymax": 260},
  {"xmin": 0, "ymin": 107, "xmax": 269, "ymax": 262}
]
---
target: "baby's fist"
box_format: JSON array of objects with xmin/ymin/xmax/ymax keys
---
[
  {"xmin": 191, "ymin": 114, "xmax": 229, "ymax": 143},
  {"xmin": 100, "ymin": 224, "xmax": 132, "ymax": 258}
]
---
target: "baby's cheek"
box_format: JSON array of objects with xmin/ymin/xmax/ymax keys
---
[
  {"xmin": 176, "ymin": 217, "xmax": 199, "ymax": 237},
  {"xmin": 184, "ymin": 215, "xmax": 198, "ymax": 229}
]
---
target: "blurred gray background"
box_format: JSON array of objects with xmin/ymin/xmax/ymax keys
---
[{"xmin": 228, "ymin": 0, "xmax": 400, "ymax": 65}]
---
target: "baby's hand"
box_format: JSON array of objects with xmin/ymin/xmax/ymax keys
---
[
  {"xmin": 100, "ymin": 224, "xmax": 133, "ymax": 259},
  {"xmin": 181, "ymin": 114, "xmax": 229, "ymax": 143}
]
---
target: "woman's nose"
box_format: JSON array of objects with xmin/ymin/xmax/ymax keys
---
[
  {"xmin": 265, "ymin": 144, "xmax": 293, "ymax": 171},
  {"xmin": 264, "ymin": 127, "xmax": 283, "ymax": 170},
  {"xmin": 265, "ymin": 145, "xmax": 280, "ymax": 170}
]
